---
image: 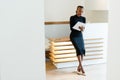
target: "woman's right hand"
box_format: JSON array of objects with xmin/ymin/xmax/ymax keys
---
[{"xmin": 79, "ymin": 26, "xmax": 85, "ymax": 31}]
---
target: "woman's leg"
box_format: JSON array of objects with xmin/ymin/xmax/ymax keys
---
[{"xmin": 77, "ymin": 55, "xmax": 85, "ymax": 73}]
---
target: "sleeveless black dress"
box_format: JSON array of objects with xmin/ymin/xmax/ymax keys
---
[{"xmin": 70, "ymin": 15, "xmax": 86, "ymax": 56}]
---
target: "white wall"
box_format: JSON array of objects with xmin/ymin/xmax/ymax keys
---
[
  {"xmin": 107, "ymin": 0, "xmax": 120, "ymax": 80},
  {"xmin": 85, "ymin": 0, "xmax": 109, "ymax": 10},
  {"xmin": 44, "ymin": 0, "xmax": 108, "ymax": 23},
  {"xmin": 45, "ymin": 0, "xmax": 85, "ymax": 21},
  {"xmin": 84, "ymin": 0, "xmax": 109, "ymax": 23},
  {"xmin": 85, "ymin": 10, "xmax": 108, "ymax": 23},
  {"xmin": 0, "ymin": 0, "xmax": 45, "ymax": 80}
]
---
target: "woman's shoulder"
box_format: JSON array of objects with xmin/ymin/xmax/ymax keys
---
[
  {"xmin": 70, "ymin": 15, "xmax": 86, "ymax": 20},
  {"xmin": 70, "ymin": 15, "xmax": 75, "ymax": 21},
  {"xmin": 81, "ymin": 16, "xmax": 86, "ymax": 19},
  {"xmin": 80, "ymin": 16, "xmax": 86, "ymax": 23},
  {"xmin": 70, "ymin": 15, "xmax": 75, "ymax": 18},
  {"xmin": 70, "ymin": 15, "xmax": 77, "ymax": 20}
]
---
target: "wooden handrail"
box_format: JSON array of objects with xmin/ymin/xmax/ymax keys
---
[{"xmin": 45, "ymin": 21, "xmax": 69, "ymax": 25}]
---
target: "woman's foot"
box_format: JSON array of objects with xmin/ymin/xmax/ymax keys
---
[
  {"xmin": 82, "ymin": 72, "xmax": 86, "ymax": 76},
  {"xmin": 81, "ymin": 68, "xmax": 85, "ymax": 74},
  {"xmin": 77, "ymin": 71, "xmax": 86, "ymax": 76},
  {"xmin": 77, "ymin": 65, "xmax": 81, "ymax": 72},
  {"xmin": 77, "ymin": 65, "xmax": 86, "ymax": 76}
]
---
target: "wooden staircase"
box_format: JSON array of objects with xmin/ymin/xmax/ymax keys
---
[{"xmin": 49, "ymin": 37, "xmax": 106, "ymax": 68}]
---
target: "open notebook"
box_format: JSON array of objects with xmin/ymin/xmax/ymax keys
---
[{"xmin": 72, "ymin": 22, "xmax": 85, "ymax": 31}]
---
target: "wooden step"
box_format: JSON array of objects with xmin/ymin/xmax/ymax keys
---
[
  {"xmin": 50, "ymin": 53, "xmax": 103, "ymax": 59},
  {"xmin": 50, "ymin": 45, "xmax": 103, "ymax": 51},
  {"xmin": 50, "ymin": 42, "xmax": 104, "ymax": 47},
  {"xmin": 49, "ymin": 38, "xmax": 104, "ymax": 42},
  {"xmin": 50, "ymin": 49, "xmax": 103, "ymax": 54},
  {"xmin": 50, "ymin": 56, "xmax": 103, "ymax": 63}
]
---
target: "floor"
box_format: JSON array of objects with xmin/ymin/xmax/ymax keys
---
[{"xmin": 46, "ymin": 60, "xmax": 106, "ymax": 80}]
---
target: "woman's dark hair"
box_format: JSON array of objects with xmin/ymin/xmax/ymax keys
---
[{"xmin": 77, "ymin": 6, "xmax": 84, "ymax": 9}]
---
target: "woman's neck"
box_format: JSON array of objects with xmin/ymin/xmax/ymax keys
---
[{"xmin": 76, "ymin": 14, "xmax": 81, "ymax": 17}]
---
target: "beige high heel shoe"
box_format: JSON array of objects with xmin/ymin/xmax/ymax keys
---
[{"xmin": 77, "ymin": 66, "xmax": 86, "ymax": 76}]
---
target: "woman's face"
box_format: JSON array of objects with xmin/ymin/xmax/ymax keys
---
[{"xmin": 76, "ymin": 8, "xmax": 83, "ymax": 16}]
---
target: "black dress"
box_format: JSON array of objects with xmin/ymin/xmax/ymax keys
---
[{"xmin": 70, "ymin": 15, "xmax": 86, "ymax": 56}]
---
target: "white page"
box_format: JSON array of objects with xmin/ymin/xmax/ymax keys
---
[{"xmin": 72, "ymin": 22, "xmax": 85, "ymax": 31}]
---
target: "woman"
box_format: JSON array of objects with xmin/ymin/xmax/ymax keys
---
[{"xmin": 70, "ymin": 6, "xmax": 86, "ymax": 75}]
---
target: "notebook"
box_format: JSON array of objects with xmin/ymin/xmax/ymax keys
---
[{"xmin": 72, "ymin": 22, "xmax": 85, "ymax": 31}]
